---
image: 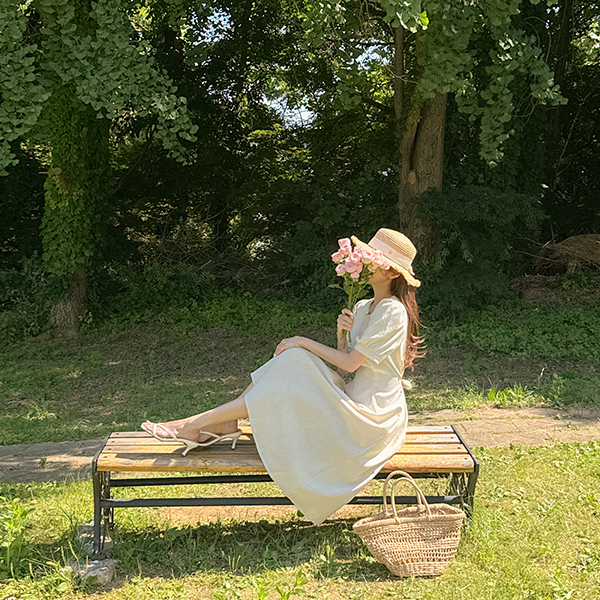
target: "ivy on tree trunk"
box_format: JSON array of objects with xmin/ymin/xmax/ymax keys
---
[
  {"xmin": 40, "ymin": 86, "xmax": 110, "ymax": 335},
  {"xmin": 0, "ymin": 0, "xmax": 197, "ymax": 335}
]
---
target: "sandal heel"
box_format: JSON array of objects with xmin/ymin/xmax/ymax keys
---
[
  {"xmin": 231, "ymin": 431, "xmax": 242, "ymax": 449},
  {"xmin": 181, "ymin": 439, "xmax": 200, "ymax": 456}
]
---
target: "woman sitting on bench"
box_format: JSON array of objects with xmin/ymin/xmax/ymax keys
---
[{"xmin": 142, "ymin": 228, "xmax": 424, "ymax": 524}]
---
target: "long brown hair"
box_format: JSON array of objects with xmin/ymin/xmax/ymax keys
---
[{"xmin": 390, "ymin": 272, "xmax": 426, "ymax": 370}]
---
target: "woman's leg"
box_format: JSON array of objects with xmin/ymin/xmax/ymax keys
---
[{"xmin": 144, "ymin": 384, "xmax": 252, "ymax": 442}]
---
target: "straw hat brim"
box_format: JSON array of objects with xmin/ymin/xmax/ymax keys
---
[{"xmin": 351, "ymin": 235, "xmax": 421, "ymax": 288}]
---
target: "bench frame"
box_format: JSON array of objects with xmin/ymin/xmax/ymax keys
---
[{"xmin": 91, "ymin": 425, "xmax": 479, "ymax": 555}]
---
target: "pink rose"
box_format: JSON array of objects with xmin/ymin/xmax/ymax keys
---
[
  {"xmin": 335, "ymin": 264, "xmax": 346, "ymax": 275},
  {"xmin": 344, "ymin": 257, "xmax": 363, "ymax": 273},
  {"xmin": 331, "ymin": 250, "xmax": 345, "ymax": 262},
  {"xmin": 361, "ymin": 250, "xmax": 374, "ymax": 264},
  {"xmin": 338, "ymin": 238, "xmax": 352, "ymax": 253},
  {"xmin": 350, "ymin": 271, "xmax": 360, "ymax": 279},
  {"xmin": 372, "ymin": 250, "xmax": 390, "ymax": 269}
]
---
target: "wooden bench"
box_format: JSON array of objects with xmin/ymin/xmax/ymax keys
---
[{"xmin": 91, "ymin": 424, "xmax": 479, "ymax": 554}]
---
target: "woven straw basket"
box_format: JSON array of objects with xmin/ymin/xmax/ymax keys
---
[{"xmin": 353, "ymin": 470, "xmax": 465, "ymax": 577}]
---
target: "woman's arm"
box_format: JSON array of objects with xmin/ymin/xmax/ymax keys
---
[{"xmin": 274, "ymin": 336, "xmax": 368, "ymax": 373}]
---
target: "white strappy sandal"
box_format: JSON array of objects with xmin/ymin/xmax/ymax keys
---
[{"xmin": 142, "ymin": 422, "xmax": 243, "ymax": 456}]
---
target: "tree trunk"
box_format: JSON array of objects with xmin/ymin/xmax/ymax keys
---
[
  {"xmin": 50, "ymin": 263, "xmax": 86, "ymax": 336},
  {"xmin": 41, "ymin": 86, "xmax": 110, "ymax": 336},
  {"xmin": 394, "ymin": 28, "xmax": 446, "ymax": 260}
]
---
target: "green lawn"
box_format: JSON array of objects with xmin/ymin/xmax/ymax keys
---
[
  {"xmin": 1, "ymin": 311, "xmax": 598, "ymax": 445},
  {"xmin": 0, "ymin": 442, "xmax": 599, "ymax": 599},
  {"xmin": 1, "ymin": 295, "xmax": 599, "ymax": 598}
]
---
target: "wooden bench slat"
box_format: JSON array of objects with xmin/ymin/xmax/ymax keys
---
[
  {"xmin": 109, "ymin": 424, "xmax": 455, "ymax": 440},
  {"xmin": 97, "ymin": 451, "xmax": 473, "ymax": 474},
  {"xmin": 108, "ymin": 433, "xmax": 460, "ymax": 445},
  {"xmin": 382, "ymin": 453, "xmax": 474, "ymax": 473},
  {"xmin": 97, "ymin": 455, "xmax": 267, "ymax": 472},
  {"xmin": 102, "ymin": 441, "xmax": 468, "ymax": 456}
]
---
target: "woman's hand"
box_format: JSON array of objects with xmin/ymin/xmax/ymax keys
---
[
  {"xmin": 274, "ymin": 336, "xmax": 304, "ymax": 357},
  {"xmin": 337, "ymin": 309, "xmax": 354, "ymax": 334}
]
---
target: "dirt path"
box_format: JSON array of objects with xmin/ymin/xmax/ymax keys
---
[{"xmin": 0, "ymin": 406, "xmax": 599, "ymax": 485}]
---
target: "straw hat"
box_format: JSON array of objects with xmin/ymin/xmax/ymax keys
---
[{"xmin": 351, "ymin": 228, "xmax": 421, "ymax": 287}]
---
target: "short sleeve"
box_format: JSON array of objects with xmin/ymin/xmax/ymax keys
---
[{"xmin": 354, "ymin": 300, "xmax": 407, "ymax": 364}]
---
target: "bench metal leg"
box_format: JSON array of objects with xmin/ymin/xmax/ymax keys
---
[
  {"xmin": 102, "ymin": 472, "xmax": 114, "ymax": 530},
  {"xmin": 92, "ymin": 436, "xmax": 111, "ymax": 555},
  {"xmin": 450, "ymin": 425, "xmax": 480, "ymax": 517},
  {"xmin": 464, "ymin": 464, "xmax": 479, "ymax": 517},
  {"xmin": 448, "ymin": 473, "xmax": 470, "ymax": 514},
  {"xmin": 92, "ymin": 471, "xmax": 111, "ymax": 555}
]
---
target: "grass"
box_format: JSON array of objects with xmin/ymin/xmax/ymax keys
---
[
  {"xmin": 0, "ymin": 442, "xmax": 599, "ymax": 598},
  {"xmin": 0, "ymin": 292, "xmax": 599, "ymax": 597},
  {"xmin": 1, "ymin": 295, "xmax": 599, "ymax": 445}
]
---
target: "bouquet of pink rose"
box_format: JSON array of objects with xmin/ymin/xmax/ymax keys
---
[{"xmin": 330, "ymin": 237, "xmax": 391, "ymax": 327}]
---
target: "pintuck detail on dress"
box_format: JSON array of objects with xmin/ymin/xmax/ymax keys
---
[{"xmin": 245, "ymin": 296, "xmax": 409, "ymax": 524}]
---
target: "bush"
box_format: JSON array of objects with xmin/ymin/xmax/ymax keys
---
[
  {"xmin": 105, "ymin": 260, "xmax": 216, "ymax": 313},
  {"xmin": 417, "ymin": 185, "xmax": 545, "ymax": 318},
  {"xmin": 435, "ymin": 303, "xmax": 600, "ymax": 360},
  {"xmin": 171, "ymin": 292, "xmax": 335, "ymax": 336},
  {"xmin": 0, "ymin": 254, "xmax": 64, "ymax": 342}
]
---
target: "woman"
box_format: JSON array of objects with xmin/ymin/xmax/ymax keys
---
[{"xmin": 142, "ymin": 228, "xmax": 424, "ymax": 524}]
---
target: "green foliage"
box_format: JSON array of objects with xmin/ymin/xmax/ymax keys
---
[
  {"xmin": 303, "ymin": 0, "xmax": 427, "ymax": 47},
  {"xmin": 0, "ymin": 5, "xmax": 50, "ymax": 176},
  {"xmin": 0, "ymin": 498, "xmax": 34, "ymax": 579},
  {"xmin": 168, "ymin": 293, "xmax": 335, "ymax": 337},
  {"xmin": 575, "ymin": 16, "xmax": 600, "ymax": 65},
  {"xmin": 438, "ymin": 304, "xmax": 600, "ymax": 360},
  {"xmin": 0, "ymin": 254, "xmax": 64, "ymax": 342},
  {"xmin": 420, "ymin": 0, "xmax": 566, "ymax": 163},
  {"xmin": 0, "ymin": 0, "xmax": 198, "ymax": 174},
  {"xmin": 262, "ymin": 108, "xmax": 399, "ymax": 309},
  {"xmin": 36, "ymin": 86, "xmax": 109, "ymax": 278},
  {"xmin": 0, "ymin": 146, "xmax": 45, "ymax": 270},
  {"xmin": 486, "ymin": 384, "xmax": 539, "ymax": 407},
  {"xmin": 452, "ymin": 382, "xmax": 543, "ymax": 409},
  {"xmin": 112, "ymin": 261, "xmax": 216, "ymax": 311},
  {"xmin": 543, "ymin": 1, "xmax": 600, "ymax": 237},
  {"xmin": 301, "ymin": 0, "xmax": 565, "ymax": 164},
  {"xmin": 417, "ymin": 185, "xmax": 545, "ymax": 317},
  {"xmin": 0, "ymin": 0, "xmax": 199, "ymax": 287},
  {"xmin": 275, "ymin": 570, "xmax": 308, "ymax": 599}
]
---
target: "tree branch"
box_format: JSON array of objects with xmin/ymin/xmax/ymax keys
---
[{"xmin": 361, "ymin": 96, "xmax": 393, "ymax": 113}]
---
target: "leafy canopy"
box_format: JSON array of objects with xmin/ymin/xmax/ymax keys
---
[
  {"xmin": 301, "ymin": 0, "xmax": 565, "ymax": 164},
  {"xmin": 0, "ymin": 0, "xmax": 198, "ymax": 176}
]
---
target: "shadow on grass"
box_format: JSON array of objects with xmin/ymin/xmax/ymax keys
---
[{"xmin": 110, "ymin": 518, "xmax": 398, "ymax": 581}]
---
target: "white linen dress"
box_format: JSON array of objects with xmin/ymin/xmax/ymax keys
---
[{"xmin": 245, "ymin": 296, "xmax": 409, "ymax": 524}]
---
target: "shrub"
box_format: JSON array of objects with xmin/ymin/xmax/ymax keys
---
[
  {"xmin": 0, "ymin": 254, "xmax": 64, "ymax": 341},
  {"xmin": 417, "ymin": 186, "xmax": 545, "ymax": 318},
  {"xmin": 106, "ymin": 260, "xmax": 216, "ymax": 312},
  {"xmin": 436, "ymin": 304, "xmax": 600, "ymax": 360}
]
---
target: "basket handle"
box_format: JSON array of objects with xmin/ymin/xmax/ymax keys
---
[{"xmin": 382, "ymin": 470, "xmax": 432, "ymax": 521}]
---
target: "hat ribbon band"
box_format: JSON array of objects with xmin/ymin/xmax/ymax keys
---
[{"xmin": 369, "ymin": 238, "xmax": 414, "ymax": 273}]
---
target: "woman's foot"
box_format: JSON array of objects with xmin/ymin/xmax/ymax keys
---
[{"xmin": 142, "ymin": 418, "xmax": 238, "ymax": 443}]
